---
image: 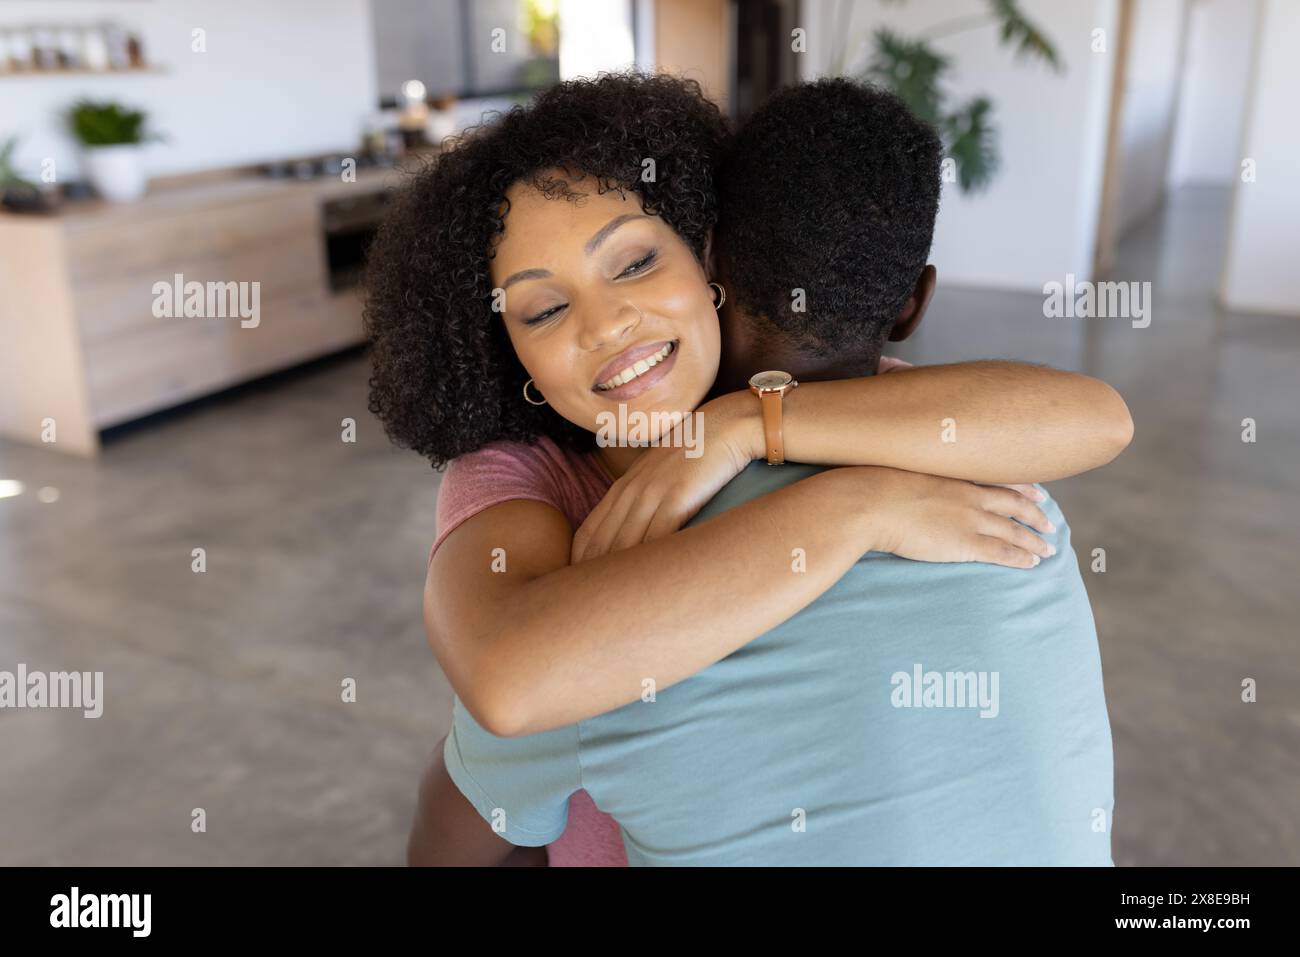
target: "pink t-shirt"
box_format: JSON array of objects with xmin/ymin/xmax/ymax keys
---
[
  {"xmin": 428, "ymin": 358, "xmax": 912, "ymax": 867},
  {"xmin": 431, "ymin": 435, "xmax": 624, "ymax": 867}
]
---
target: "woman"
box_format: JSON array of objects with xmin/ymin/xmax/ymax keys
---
[{"xmin": 364, "ymin": 73, "xmax": 1132, "ymax": 865}]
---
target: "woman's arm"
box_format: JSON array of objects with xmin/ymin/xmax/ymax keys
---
[
  {"xmin": 571, "ymin": 360, "xmax": 1131, "ymax": 561},
  {"xmin": 427, "ymin": 466, "xmax": 1052, "ymax": 737},
  {"xmin": 733, "ymin": 360, "xmax": 1133, "ymax": 484}
]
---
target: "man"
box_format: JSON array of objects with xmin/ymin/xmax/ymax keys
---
[{"xmin": 423, "ymin": 80, "xmax": 1115, "ymax": 865}]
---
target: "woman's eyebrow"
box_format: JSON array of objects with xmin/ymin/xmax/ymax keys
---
[
  {"xmin": 502, "ymin": 267, "xmax": 552, "ymax": 290},
  {"xmin": 585, "ymin": 214, "xmax": 648, "ymax": 255},
  {"xmin": 502, "ymin": 214, "xmax": 649, "ymax": 288}
]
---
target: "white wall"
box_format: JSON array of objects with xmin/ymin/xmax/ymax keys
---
[
  {"xmin": 1113, "ymin": 0, "xmax": 1186, "ymax": 238},
  {"xmin": 1167, "ymin": 0, "xmax": 1260, "ymax": 187},
  {"xmin": 799, "ymin": 0, "xmax": 1118, "ymax": 292},
  {"xmin": 0, "ymin": 1, "xmax": 377, "ymax": 180},
  {"xmin": 1221, "ymin": 0, "xmax": 1300, "ymax": 316},
  {"xmin": 559, "ymin": 0, "xmax": 636, "ymax": 79}
]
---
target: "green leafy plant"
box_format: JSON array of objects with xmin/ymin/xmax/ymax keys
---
[
  {"xmin": 988, "ymin": 0, "xmax": 1061, "ymax": 68},
  {"xmin": 67, "ymin": 100, "xmax": 156, "ymax": 147},
  {"xmin": 839, "ymin": 0, "xmax": 1061, "ymax": 192},
  {"xmin": 0, "ymin": 135, "xmax": 54, "ymax": 213},
  {"xmin": 0, "ymin": 135, "xmax": 37, "ymax": 190}
]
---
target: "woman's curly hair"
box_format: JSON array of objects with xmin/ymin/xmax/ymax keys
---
[{"xmin": 364, "ymin": 72, "xmax": 730, "ymax": 470}]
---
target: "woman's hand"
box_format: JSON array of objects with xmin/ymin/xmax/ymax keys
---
[
  {"xmin": 575, "ymin": 438, "xmax": 1055, "ymax": 569},
  {"xmin": 851, "ymin": 466, "xmax": 1055, "ymax": 568},
  {"xmin": 572, "ymin": 398, "xmax": 754, "ymax": 564}
]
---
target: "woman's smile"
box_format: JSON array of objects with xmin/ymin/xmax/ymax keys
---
[{"xmin": 592, "ymin": 339, "xmax": 679, "ymax": 400}]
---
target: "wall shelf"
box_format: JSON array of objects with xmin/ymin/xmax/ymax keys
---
[{"xmin": 0, "ymin": 66, "xmax": 167, "ymax": 79}]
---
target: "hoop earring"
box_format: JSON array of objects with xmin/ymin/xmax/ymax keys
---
[
  {"xmin": 523, "ymin": 378, "xmax": 548, "ymax": 406},
  {"xmin": 709, "ymin": 281, "xmax": 726, "ymax": 310}
]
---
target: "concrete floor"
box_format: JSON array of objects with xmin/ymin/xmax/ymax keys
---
[{"xmin": 0, "ymin": 186, "xmax": 1296, "ymax": 865}]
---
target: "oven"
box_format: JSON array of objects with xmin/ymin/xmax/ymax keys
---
[{"xmin": 321, "ymin": 189, "xmax": 391, "ymax": 292}]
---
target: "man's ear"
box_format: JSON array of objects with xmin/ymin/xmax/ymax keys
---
[{"xmin": 888, "ymin": 264, "xmax": 937, "ymax": 342}]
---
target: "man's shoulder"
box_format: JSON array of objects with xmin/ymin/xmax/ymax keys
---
[{"xmin": 688, "ymin": 461, "xmax": 827, "ymax": 526}]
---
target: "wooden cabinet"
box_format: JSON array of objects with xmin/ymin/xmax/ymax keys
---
[{"xmin": 0, "ymin": 170, "xmax": 391, "ymax": 455}]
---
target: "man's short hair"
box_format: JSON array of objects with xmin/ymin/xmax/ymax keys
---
[{"xmin": 716, "ymin": 79, "xmax": 943, "ymax": 357}]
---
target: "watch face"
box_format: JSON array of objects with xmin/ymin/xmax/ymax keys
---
[{"xmin": 749, "ymin": 370, "xmax": 794, "ymax": 391}]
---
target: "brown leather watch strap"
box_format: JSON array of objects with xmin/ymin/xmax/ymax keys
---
[{"xmin": 760, "ymin": 389, "xmax": 786, "ymax": 465}]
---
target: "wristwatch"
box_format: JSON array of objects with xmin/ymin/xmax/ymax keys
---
[{"xmin": 748, "ymin": 370, "xmax": 799, "ymax": 465}]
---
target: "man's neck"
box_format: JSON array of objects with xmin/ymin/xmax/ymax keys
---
[
  {"xmin": 711, "ymin": 347, "xmax": 882, "ymax": 399},
  {"xmin": 786, "ymin": 352, "xmax": 883, "ymax": 384},
  {"xmin": 710, "ymin": 305, "xmax": 886, "ymax": 398}
]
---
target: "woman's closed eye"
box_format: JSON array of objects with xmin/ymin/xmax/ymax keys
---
[
  {"xmin": 618, "ymin": 249, "xmax": 658, "ymax": 278},
  {"xmin": 524, "ymin": 303, "xmax": 565, "ymax": 326},
  {"xmin": 522, "ymin": 250, "xmax": 660, "ymax": 325}
]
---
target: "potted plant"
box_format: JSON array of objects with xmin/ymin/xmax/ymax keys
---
[
  {"xmin": 0, "ymin": 135, "xmax": 56, "ymax": 214},
  {"xmin": 829, "ymin": 0, "xmax": 1061, "ymax": 193},
  {"xmin": 66, "ymin": 99, "xmax": 158, "ymax": 202}
]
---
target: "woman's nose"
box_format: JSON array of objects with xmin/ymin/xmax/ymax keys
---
[{"xmin": 577, "ymin": 299, "xmax": 642, "ymax": 352}]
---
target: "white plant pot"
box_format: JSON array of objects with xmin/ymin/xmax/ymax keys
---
[
  {"xmin": 83, "ymin": 144, "xmax": 147, "ymax": 203},
  {"xmin": 427, "ymin": 110, "xmax": 458, "ymax": 147}
]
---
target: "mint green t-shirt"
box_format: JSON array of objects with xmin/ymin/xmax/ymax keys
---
[{"xmin": 444, "ymin": 463, "xmax": 1115, "ymax": 865}]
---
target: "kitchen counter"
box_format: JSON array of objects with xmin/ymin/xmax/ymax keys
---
[
  {"xmin": 31, "ymin": 159, "xmax": 426, "ymax": 227},
  {"xmin": 0, "ymin": 156, "xmax": 431, "ymax": 456}
]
